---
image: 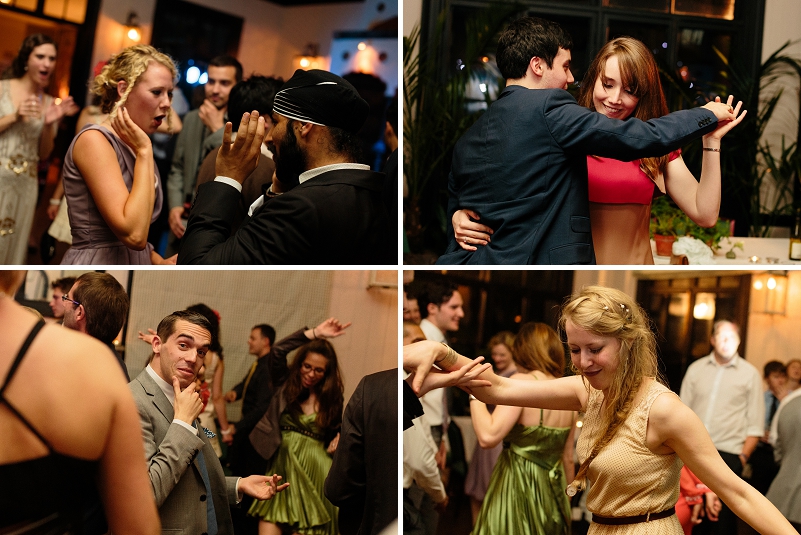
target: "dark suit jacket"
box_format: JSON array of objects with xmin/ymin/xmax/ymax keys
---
[
  {"xmin": 436, "ymin": 87, "xmax": 718, "ymax": 265},
  {"xmin": 178, "ymin": 169, "xmax": 394, "ymax": 265},
  {"xmin": 324, "ymin": 369, "xmax": 398, "ymax": 535},
  {"xmin": 230, "ymin": 328, "xmax": 309, "ymax": 435},
  {"xmin": 195, "ymin": 146, "xmax": 276, "ymax": 233},
  {"xmin": 130, "ymin": 370, "xmax": 238, "ymax": 534}
]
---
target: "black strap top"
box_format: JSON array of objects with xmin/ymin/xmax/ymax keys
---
[{"xmin": 0, "ymin": 320, "xmax": 107, "ymax": 533}]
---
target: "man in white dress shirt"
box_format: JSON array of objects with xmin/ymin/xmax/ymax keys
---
[{"xmin": 680, "ymin": 320, "xmax": 764, "ymax": 535}]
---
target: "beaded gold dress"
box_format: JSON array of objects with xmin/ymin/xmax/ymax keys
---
[
  {"xmin": 0, "ymin": 80, "xmax": 50, "ymax": 264},
  {"xmin": 577, "ymin": 381, "xmax": 683, "ymax": 534}
]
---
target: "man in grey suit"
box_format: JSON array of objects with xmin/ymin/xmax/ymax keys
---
[{"xmin": 130, "ymin": 310, "xmax": 287, "ymax": 534}]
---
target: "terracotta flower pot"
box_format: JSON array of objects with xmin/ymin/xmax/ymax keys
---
[{"xmin": 654, "ymin": 234, "xmax": 676, "ymax": 257}]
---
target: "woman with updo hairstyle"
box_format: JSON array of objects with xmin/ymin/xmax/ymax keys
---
[
  {"xmin": 0, "ymin": 271, "xmax": 158, "ymax": 533},
  {"xmin": 249, "ymin": 338, "xmax": 344, "ymax": 535},
  {"xmin": 464, "ymin": 330, "xmax": 517, "ymax": 524},
  {"xmin": 469, "ymin": 323, "xmax": 575, "ymax": 534},
  {"xmin": 61, "ymin": 44, "xmax": 177, "ymax": 264},
  {"xmin": 404, "ymin": 286, "xmax": 795, "ymax": 534},
  {"xmin": 0, "ymin": 34, "xmax": 78, "ymax": 264}
]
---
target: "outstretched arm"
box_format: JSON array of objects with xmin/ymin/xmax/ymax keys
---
[
  {"xmin": 650, "ymin": 393, "xmax": 793, "ymax": 535},
  {"xmin": 404, "ymin": 340, "xmax": 587, "ymax": 411},
  {"xmin": 667, "ymin": 96, "xmax": 746, "ymax": 227}
]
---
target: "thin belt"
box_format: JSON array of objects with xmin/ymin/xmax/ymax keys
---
[
  {"xmin": 592, "ymin": 506, "xmax": 676, "ymax": 526},
  {"xmin": 280, "ymin": 425, "xmax": 323, "ymax": 441}
]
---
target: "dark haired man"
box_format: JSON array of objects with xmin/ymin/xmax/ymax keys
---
[
  {"xmin": 130, "ymin": 310, "xmax": 286, "ymax": 535},
  {"xmin": 194, "ymin": 75, "xmax": 284, "ymax": 225},
  {"xmin": 62, "ymin": 272, "xmax": 129, "ymax": 379},
  {"xmin": 49, "ymin": 276, "xmax": 76, "ymax": 323},
  {"xmin": 437, "ymin": 16, "xmax": 737, "ymax": 265},
  {"xmin": 178, "ymin": 69, "xmax": 394, "ymax": 265},
  {"xmin": 167, "ymin": 54, "xmax": 243, "ymax": 254}
]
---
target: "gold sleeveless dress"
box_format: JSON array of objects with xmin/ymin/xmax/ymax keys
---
[{"xmin": 577, "ymin": 381, "xmax": 683, "ymax": 534}]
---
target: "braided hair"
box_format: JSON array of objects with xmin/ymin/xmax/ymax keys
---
[{"xmin": 558, "ymin": 286, "xmax": 664, "ymax": 495}]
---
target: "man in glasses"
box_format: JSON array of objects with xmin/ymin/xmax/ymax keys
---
[{"xmin": 62, "ymin": 272, "xmax": 130, "ymax": 380}]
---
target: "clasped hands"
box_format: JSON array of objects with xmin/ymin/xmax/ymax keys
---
[{"xmin": 403, "ymin": 339, "xmax": 492, "ymax": 397}]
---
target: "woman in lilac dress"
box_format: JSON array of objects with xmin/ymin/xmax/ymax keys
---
[{"xmin": 62, "ymin": 45, "xmax": 177, "ymax": 264}]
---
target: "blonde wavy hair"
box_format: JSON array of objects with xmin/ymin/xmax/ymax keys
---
[
  {"xmin": 558, "ymin": 285, "xmax": 664, "ymax": 494},
  {"xmin": 91, "ymin": 45, "xmax": 177, "ymax": 125},
  {"xmin": 513, "ymin": 322, "xmax": 565, "ymax": 378}
]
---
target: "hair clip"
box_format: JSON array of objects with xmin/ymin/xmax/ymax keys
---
[{"xmin": 603, "ymin": 305, "xmax": 609, "ymax": 311}]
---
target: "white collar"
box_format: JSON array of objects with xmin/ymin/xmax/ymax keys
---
[{"xmin": 146, "ymin": 364, "xmax": 176, "ymax": 406}]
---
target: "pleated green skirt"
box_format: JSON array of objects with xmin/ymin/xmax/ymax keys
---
[
  {"xmin": 248, "ymin": 412, "xmax": 338, "ymax": 535},
  {"xmin": 472, "ymin": 423, "xmax": 571, "ymax": 535}
]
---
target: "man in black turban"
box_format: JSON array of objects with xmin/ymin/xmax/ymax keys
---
[{"xmin": 178, "ymin": 69, "xmax": 395, "ymax": 265}]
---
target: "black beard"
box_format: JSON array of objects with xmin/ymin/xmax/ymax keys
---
[{"xmin": 272, "ymin": 123, "xmax": 306, "ymax": 190}]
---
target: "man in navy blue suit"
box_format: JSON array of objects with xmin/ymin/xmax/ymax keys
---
[{"xmin": 436, "ymin": 17, "xmax": 736, "ymax": 265}]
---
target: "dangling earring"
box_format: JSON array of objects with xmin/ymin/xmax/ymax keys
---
[{"xmin": 24, "ymin": 66, "xmax": 28, "ymax": 72}]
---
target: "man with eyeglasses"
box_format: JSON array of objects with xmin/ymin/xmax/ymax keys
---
[
  {"xmin": 62, "ymin": 272, "xmax": 130, "ymax": 380},
  {"xmin": 48, "ymin": 276, "xmax": 75, "ymax": 324},
  {"xmin": 223, "ymin": 317, "xmax": 351, "ymax": 535}
]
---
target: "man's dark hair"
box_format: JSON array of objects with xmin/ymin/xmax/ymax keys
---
[
  {"xmin": 764, "ymin": 360, "xmax": 787, "ymax": 378},
  {"xmin": 253, "ymin": 324, "xmax": 276, "ymax": 346},
  {"xmin": 326, "ymin": 126, "xmax": 364, "ymax": 162},
  {"xmin": 156, "ymin": 310, "xmax": 212, "ymax": 347},
  {"xmin": 209, "ymin": 55, "xmax": 243, "ymax": 83},
  {"xmin": 73, "ymin": 272, "xmax": 129, "ymax": 345},
  {"xmin": 227, "ymin": 75, "xmax": 284, "ymax": 122},
  {"xmin": 496, "ymin": 17, "xmax": 573, "ymax": 80},
  {"xmin": 51, "ymin": 276, "xmax": 76, "ymax": 293},
  {"xmin": 417, "ymin": 280, "xmax": 459, "ymax": 319}
]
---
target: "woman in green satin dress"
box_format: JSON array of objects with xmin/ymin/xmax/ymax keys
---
[
  {"xmin": 249, "ymin": 339, "xmax": 344, "ymax": 535},
  {"xmin": 469, "ymin": 322, "xmax": 577, "ymax": 535}
]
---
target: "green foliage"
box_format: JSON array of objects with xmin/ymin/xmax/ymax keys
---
[{"xmin": 403, "ymin": 5, "xmax": 520, "ymax": 255}]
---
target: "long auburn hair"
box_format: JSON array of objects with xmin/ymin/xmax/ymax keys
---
[
  {"xmin": 577, "ymin": 37, "xmax": 671, "ymax": 182},
  {"xmin": 558, "ymin": 285, "xmax": 664, "ymax": 493},
  {"xmin": 282, "ymin": 339, "xmax": 344, "ymax": 433},
  {"xmin": 513, "ymin": 322, "xmax": 565, "ymax": 378}
]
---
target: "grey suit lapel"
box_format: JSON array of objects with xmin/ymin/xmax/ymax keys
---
[{"xmin": 138, "ymin": 370, "xmax": 175, "ymax": 424}]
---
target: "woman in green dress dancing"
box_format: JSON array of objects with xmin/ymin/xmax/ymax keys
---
[
  {"xmin": 249, "ymin": 339, "xmax": 344, "ymax": 535},
  {"xmin": 470, "ymin": 322, "xmax": 576, "ymax": 535}
]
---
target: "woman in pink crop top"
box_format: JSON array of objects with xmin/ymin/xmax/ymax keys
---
[{"xmin": 453, "ymin": 37, "xmax": 746, "ymax": 264}]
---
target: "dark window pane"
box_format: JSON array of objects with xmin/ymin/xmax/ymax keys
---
[
  {"xmin": 528, "ymin": 12, "xmax": 593, "ymax": 85},
  {"xmin": 604, "ymin": 0, "xmax": 669, "ymax": 13},
  {"xmin": 674, "ymin": 0, "xmax": 735, "ymax": 20},
  {"xmin": 676, "ymin": 28, "xmax": 732, "ymax": 97},
  {"xmin": 607, "ymin": 20, "xmax": 670, "ymax": 63}
]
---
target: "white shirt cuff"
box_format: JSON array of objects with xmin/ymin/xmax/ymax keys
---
[
  {"xmin": 214, "ymin": 176, "xmax": 242, "ymax": 192},
  {"xmin": 173, "ymin": 419, "xmax": 197, "ymax": 433}
]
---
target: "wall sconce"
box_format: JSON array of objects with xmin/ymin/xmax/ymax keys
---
[
  {"xmin": 752, "ymin": 271, "xmax": 788, "ymax": 315},
  {"xmin": 125, "ymin": 11, "xmax": 142, "ymax": 42},
  {"xmin": 294, "ymin": 43, "xmax": 325, "ymax": 71},
  {"xmin": 693, "ymin": 292, "xmax": 716, "ymax": 320}
]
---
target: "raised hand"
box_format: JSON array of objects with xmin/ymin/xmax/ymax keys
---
[
  {"xmin": 453, "ymin": 209, "xmax": 493, "ymax": 251},
  {"xmin": 240, "ymin": 474, "xmax": 290, "ymax": 500},
  {"xmin": 314, "ymin": 317, "xmax": 352, "ymax": 339},
  {"xmin": 17, "ymin": 95, "xmax": 42, "ymax": 121},
  {"xmin": 137, "ymin": 328, "xmax": 157, "ymax": 345},
  {"xmin": 44, "ymin": 95, "xmax": 79, "ymax": 125},
  {"xmin": 111, "ymin": 107, "xmax": 152, "ymax": 155},
  {"xmin": 215, "ymin": 111, "xmax": 265, "ymax": 183},
  {"xmin": 172, "ymin": 376, "xmax": 203, "ymax": 424},
  {"xmin": 704, "ymin": 95, "xmax": 746, "ymax": 142}
]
